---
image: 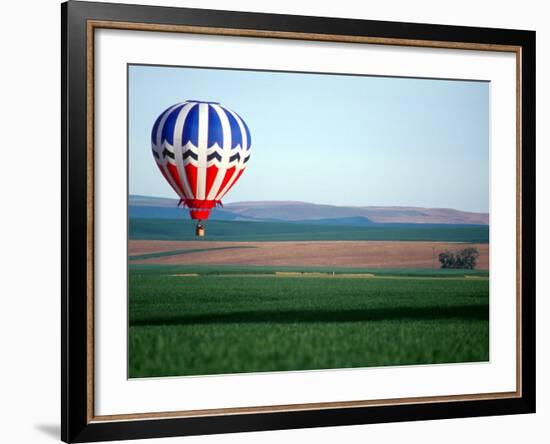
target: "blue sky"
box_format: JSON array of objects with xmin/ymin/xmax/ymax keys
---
[{"xmin": 129, "ymin": 64, "xmax": 489, "ymax": 213}]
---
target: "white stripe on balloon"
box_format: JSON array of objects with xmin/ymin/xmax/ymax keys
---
[
  {"xmin": 196, "ymin": 103, "xmax": 209, "ymax": 200},
  {"xmin": 206, "ymin": 104, "xmax": 232, "ymax": 200},
  {"xmin": 172, "ymin": 102, "xmax": 196, "ymax": 199}
]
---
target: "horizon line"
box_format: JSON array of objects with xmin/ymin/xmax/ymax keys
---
[{"xmin": 129, "ymin": 193, "xmax": 489, "ymax": 215}]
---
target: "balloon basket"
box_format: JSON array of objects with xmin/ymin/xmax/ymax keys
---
[{"xmin": 195, "ymin": 222, "xmax": 205, "ymax": 237}]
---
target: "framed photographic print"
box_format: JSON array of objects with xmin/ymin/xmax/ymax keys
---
[{"xmin": 61, "ymin": 1, "xmax": 536, "ymax": 442}]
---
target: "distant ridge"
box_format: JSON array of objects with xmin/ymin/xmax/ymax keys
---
[{"xmin": 129, "ymin": 195, "xmax": 489, "ymax": 226}]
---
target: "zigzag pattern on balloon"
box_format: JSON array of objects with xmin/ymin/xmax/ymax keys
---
[{"xmin": 152, "ymin": 144, "xmax": 250, "ymax": 167}]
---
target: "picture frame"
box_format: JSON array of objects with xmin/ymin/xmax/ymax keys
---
[{"xmin": 61, "ymin": 1, "xmax": 536, "ymax": 442}]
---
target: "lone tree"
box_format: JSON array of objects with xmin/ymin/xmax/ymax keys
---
[{"xmin": 439, "ymin": 247, "xmax": 479, "ymax": 270}]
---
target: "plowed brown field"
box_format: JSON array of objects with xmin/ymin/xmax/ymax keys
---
[{"xmin": 129, "ymin": 240, "xmax": 489, "ymax": 269}]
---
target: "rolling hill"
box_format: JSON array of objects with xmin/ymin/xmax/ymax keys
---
[{"xmin": 129, "ymin": 195, "xmax": 489, "ymax": 226}]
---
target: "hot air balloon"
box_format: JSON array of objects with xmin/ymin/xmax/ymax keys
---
[{"xmin": 151, "ymin": 100, "xmax": 252, "ymax": 236}]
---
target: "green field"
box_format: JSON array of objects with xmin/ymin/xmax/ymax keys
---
[
  {"xmin": 129, "ymin": 265, "xmax": 489, "ymax": 378},
  {"xmin": 129, "ymin": 218, "xmax": 489, "ymax": 242}
]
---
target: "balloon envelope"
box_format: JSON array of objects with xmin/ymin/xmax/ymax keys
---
[{"xmin": 151, "ymin": 100, "xmax": 252, "ymax": 220}]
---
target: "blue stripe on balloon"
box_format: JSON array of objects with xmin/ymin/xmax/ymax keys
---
[
  {"xmin": 152, "ymin": 101, "xmax": 250, "ymax": 152},
  {"xmin": 151, "ymin": 112, "xmax": 163, "ymax": 144},
  {"xmin": 207, "ymin": 105, "xmax": 224, "ymax": 148},
  {"xmin": 160, "ymin": 104, "xmax": 185, "ymax": 145},
  {"xmin": 182, "ymin": 103, "xmax": 199, "ymax": 146},
  {"xmin": 225, "ymin": 110, "xmax": 242, "ymax": 149},
  {"xmin": 151, "ymin": 105, "xmax": 173, "ymax": 145},
  {"xmin": 236, "ymin": 113, "xmax": 252, "ymax": 150}
]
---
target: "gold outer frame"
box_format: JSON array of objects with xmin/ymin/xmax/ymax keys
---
[{"xmin": 85, "ymin": 20, "xmax": 523, "ymax": 424}]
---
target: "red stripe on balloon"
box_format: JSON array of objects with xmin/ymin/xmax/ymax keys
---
[
  {"xmin": 205, "ymin": 165, "xmax": 219, "ymax": 198},
  {"xmin": 157, "ymin": 163, "xmax": 172, "ymax": 185},
  {"xmin": 165, "ymin": 163, "xmax": 186, "ymax": 198},
  {"xmin": 221, "ymin": 169, "xmax": 245, "ymax": 197},
  {"xmin": 216, "ymin": 166, "xmax": 236, "ymax": 198},
  {"xmin": 184, "ymin": 164, "xmax": 198, "ymax": 198}
]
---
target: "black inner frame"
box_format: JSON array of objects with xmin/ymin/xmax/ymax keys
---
[{"xmin": 62, "ymin": 1, "xmax": 536, "ymax": 442}]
